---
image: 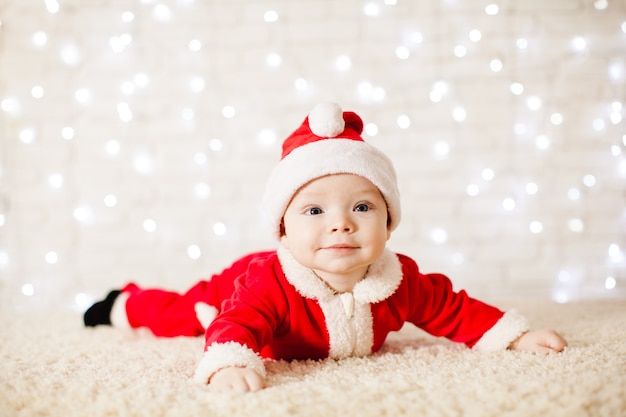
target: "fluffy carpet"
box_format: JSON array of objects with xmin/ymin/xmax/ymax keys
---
[{"xmin": 1, "ymin": 299, "xmax": 625, "ymax": 417}]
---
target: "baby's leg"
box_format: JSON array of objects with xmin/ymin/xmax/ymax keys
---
[{"xmin": 84, "ymin": 251, "xmax": 275, "ymax": 337}]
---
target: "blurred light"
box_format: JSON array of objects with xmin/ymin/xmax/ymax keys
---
[
  {"xmin": 143, "ymin": 218, "xmax": 157, "ymax": 233},
  {"xmin": 60, "ymin": 44, "xmax": 80, "ymax": 66},
  {"xmin": 430, "ymin": 81, "xmax": 449, "ymax": 102},
  {"xmin": 134, "ymin": 73, "xmax": 150, "ymax": 88},
  {"xmin": 189, "ymin": 39, "xmax": 202, "ymax": 51},
  {"xmin": 73, "ymin": 206, "xmax": 94, "ymax": 224},
  {"xmin": 516, "ymin": 38, "xmax": 528, "ymax": 49},
  {"xmin": 409, "ymin": 32, "xmax": 423, "ymax": 44},
  {"xmin": 605, "ymin": 276, "xmax": 616, "ymax": 290},
  {"xmin": 32, "ymin": 31, "xmax": 48, "ymax": 47},
  {"xmin": 490, "ymin": 59, "xmax": 503, "ymax": 72},
  {"xmin": 266, "ymin": 53, "xmax": 282, "ymax": 68},
  {"xmin": 264, "ymin": 10, "xmax": 278, "ymax": 22},
  {"xmin": 75, "ymin": 88, "xmax": 90, "ymax": 104},
  {"xmin": 432, "ymin": 141, "xmax": 450, "ymax": 158},
  {"xmin": 363, "ymin": 2, "xmax": 380, "ymax": 16},
  {"xmin": 153, "ymin": 4, "xmax": 172, "ymax": 21},
  {"xmin": 454, "ymin": 45, "xmax": 467, "ymax": 58},
  {"xmin": 258, "ymin": 129, "xmax": 276, "ymax": 146},
  {"xmin": 568, "ymin": 218, "xmax": 584, "ymax": 233},
  {"xmin": 582, "ymin": 174, "xmax": 596, "ymax": 187},
  {"xmin": 181, "ymin": 108, "xmax": 194, "ymax": 121},
  {"xmin": 75, "ymin": 293, "xmax": 93, "ymax": 310},
  {"xmin": 510, "ymin": 83, "xmax": 524, "ymax": 95},
  {"xmin": 550, "ymin": 113, "xmax": 563, "ymax": 125},
  {"xmin": 526, "ymin": 96, "xmax": 542, "ymax": 111},
  {"xmin": 502, "ymin": 198, "xmax": 516, "ymax": 211},
  {"xmin": 568, "ymin": 187, "xmax": 581, "ymax": 201},
  {"xmin": 397, "ymin": 114, "xmax": 411, "ymax": 129},
  {"xmin": 430, "ymin": 228, "xmax": 448, "ymax": 244},
  {"xmin": 485, "ymin": 4, "xmax": 499, "ymax": 15},
  {"xmin": 187, "ymin": 244, "xmax": 201, "ymax": 260},
  {"xmin": 469, "ymin": 29, "xmax": 482, "ymax": 42},
  {"xmin": 61, "ymin": 126, "xmax": 75, "ymax": 140},
  {"xmin": 189, "ymin": 76, "xmax": 205, "ymax": 92},
  {"xmin": 133, "ymin": 151, "xmax": 154, "ymax": 175},
  {"xmin": 104, "ymin": 139, "xmax": 121, "ymax": 156},
  {"xmin": 209, "ymin": 138, "xmax": 223, "ymax": 151},
  {"xmin": 529, "ymin": 221, "xmax": 543, "ymax": 234},
  {"xmin": 396, "ymin": 46, "xmax": 410, "ymax": 60},
  {"xmin": 104, "ymin": 194, "xmax": 117, "ymax": 207},
  {"xmin": 364, "ymin": 123, "xmax": 378, "ymax": 136},
  {"xmin": 194, "ymin": 152, "xmax": 207, "ymax": 166},
  {"xmin": 594, "ymin": 0, "xmax": 608, "ymax": 10},
  {"xmin": 592, "ymin": 118, "xmax": 605, "ymax": 131},
  {"xmin": 48, "ymin": 173, "xmax": 64, "ymax": 188},
  {"xmin": 45, "ymin": 251, "xmax": 58, "ymax": 264},
  {"xmin": 294, "ymin": 78, "xmax": 309, "ymax": 91},
  {"xmin": 608, "ymin": 244, "xmax": 623, "ymax": 262},
  {"xmin": 117, "ymin": 102, "xmax": 133, "ymax": 122},
  {"xmin": 121, "ymin": 81, "xmax": 135, "ymax": 95},
  {"xmin": 335, "ymin": 55, "xmax": 352, "ymax": 72},
  {"xmin": 194, "ymin": 183, "xmax": 211, "ymax": 199},
  {"xmin": 535, "ymin": 134, "xmax": 550, "ymax": 150},
  {"xmin": 222, "ymin": 105, "xmax": 235, "ymax": 118},
  {"xmin": 0, "ymin": 214, "xmax": 5, "ymax": 227},
  {"xmin": 0, "ymin": 251, "xmax": 8, "ymax": 267},
  {"xmin": 45, "ymin": 0, "xmax": 59, "ymax": 14},
  {"xmin": 466, "ymin": 184, "xmax": 480, "ymax": 196},
  {"xmin": 1, "ymin": 97, "xmax": 21, "ymax": 116},
  {"xmin": 213, "ymin": 222, "xmax": 226, "ymax": 236},
  {"xmin": 121, "ymin": 11, "xmax": 135, "ymax": 22},
  {"xmin": 452, "ymin": 252, "xmax": 465, "ymax": 265},
  {"xmin": 482, "ymin": 168, "xmax": 495, "ymax": 181},
  {"xmin": 452, "ymin": 107, "xmax": 466, "ymax": 122},
  {"xmin": 525, "ymin": 182, "xmax": 538, "ymax": 195},
  {"xmin": 22, "ymin": 283, "xmax": 35, "ymax": 296},
  {"xmin": 19, "ymin": 127, "xmax": 36, "ymax": 144},
  {"xmin": 571, "ymin": 36, "xmax": 587, "ymax": 52}
]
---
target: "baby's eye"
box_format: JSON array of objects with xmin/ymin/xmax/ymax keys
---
[
  {"xmin": 306, "ymin": 207, "xmax": 323, "ymax": 215},
  {"xmin": 354, "ymin": 203, "xmax": 370, "ymax": 212}
]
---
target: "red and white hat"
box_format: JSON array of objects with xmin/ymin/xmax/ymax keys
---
[{"xmin": 263, "ymin": 102, "xmax": 401, "ymax": 240}]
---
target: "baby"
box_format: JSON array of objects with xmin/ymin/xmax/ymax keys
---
[{"xmin": 84, "ymin": 103, "xmax": 567, "ymax": 392}]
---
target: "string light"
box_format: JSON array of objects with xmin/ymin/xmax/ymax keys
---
[{"xmin": 264, "ymin": 10, "xmax": 278, "ymax": 23}]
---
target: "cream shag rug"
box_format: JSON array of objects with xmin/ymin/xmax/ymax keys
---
[{"xmin": 1, "ymin": 300, "xmax": 625, "ymax": 417}]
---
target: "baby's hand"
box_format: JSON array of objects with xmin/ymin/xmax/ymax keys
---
[
  {"xmin": 509, "ymin": 329, "xmax": 567, "ymax": 353},
  {"xmin": 209, "ymin": 366, "xmax": 265, "ymax": 393}
]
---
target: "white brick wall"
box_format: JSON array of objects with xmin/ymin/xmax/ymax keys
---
[{"xmin": 0, "ymin": 0, "xmax": 624, "ymax": 311}]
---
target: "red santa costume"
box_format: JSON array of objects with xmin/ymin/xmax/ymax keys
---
[{"xmin": 102, "ymin": 103, "xmax": 530, "ymax": 385}]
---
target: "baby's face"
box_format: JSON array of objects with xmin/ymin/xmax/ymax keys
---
[{"xmin": 280, "ymin": 174, "xmax": 390, "ymax": 289}]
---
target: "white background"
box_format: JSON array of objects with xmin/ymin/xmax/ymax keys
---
[{"xmin": 0, "ymin": 0, "xmax": 625, "ymax": 312}]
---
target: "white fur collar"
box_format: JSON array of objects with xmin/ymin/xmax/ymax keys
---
[{"xmin": 276, "ymin": 247, "xmax": 403, "ymax": 303}]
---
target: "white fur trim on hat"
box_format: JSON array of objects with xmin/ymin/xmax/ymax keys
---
[{"xmin": 262, "ymin": 138, "xmax": 401, "ymax": 240}]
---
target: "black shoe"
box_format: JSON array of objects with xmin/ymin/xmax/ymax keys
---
[{"xmin": 83, "ymin": 290, "xmax": 121, "ymax": 327}]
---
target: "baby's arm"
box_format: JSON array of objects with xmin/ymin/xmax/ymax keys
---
[
  {"xmin": 208, "ymin": 366, "xmax": 265, "ymax": 393},
  {"xmin": 509, "ymin": 329, "xmax": 567, "ymax": 353}
]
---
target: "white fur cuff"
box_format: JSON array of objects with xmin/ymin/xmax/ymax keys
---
[
  {"xmin": 110, "ymin": 292, "xmax": 131, "ymax": 329},
  {"xmin": 193, "ymin": 342, "xmax": 266, "ymax": 384},
  {"xmin": 472, "ymin": 309, "xmax": 530, "ymax": 352}
]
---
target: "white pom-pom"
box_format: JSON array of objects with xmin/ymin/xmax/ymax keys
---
[{"xmin": 308, "ymin": 102, "xmax": 345, "ymax": 137}]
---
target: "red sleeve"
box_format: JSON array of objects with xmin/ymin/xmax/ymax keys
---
[
  {"xmin": 203, "ymin": 255, "xmax": 288, "ymax": 355},
  {"xmin": 400, "ymin": 255, "xmax": 504, "ymax": 347}
]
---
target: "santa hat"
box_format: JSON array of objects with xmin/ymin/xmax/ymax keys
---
[{"xmin": 262, "ymin": 102, "xmax": 401, "ymax": 240}]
